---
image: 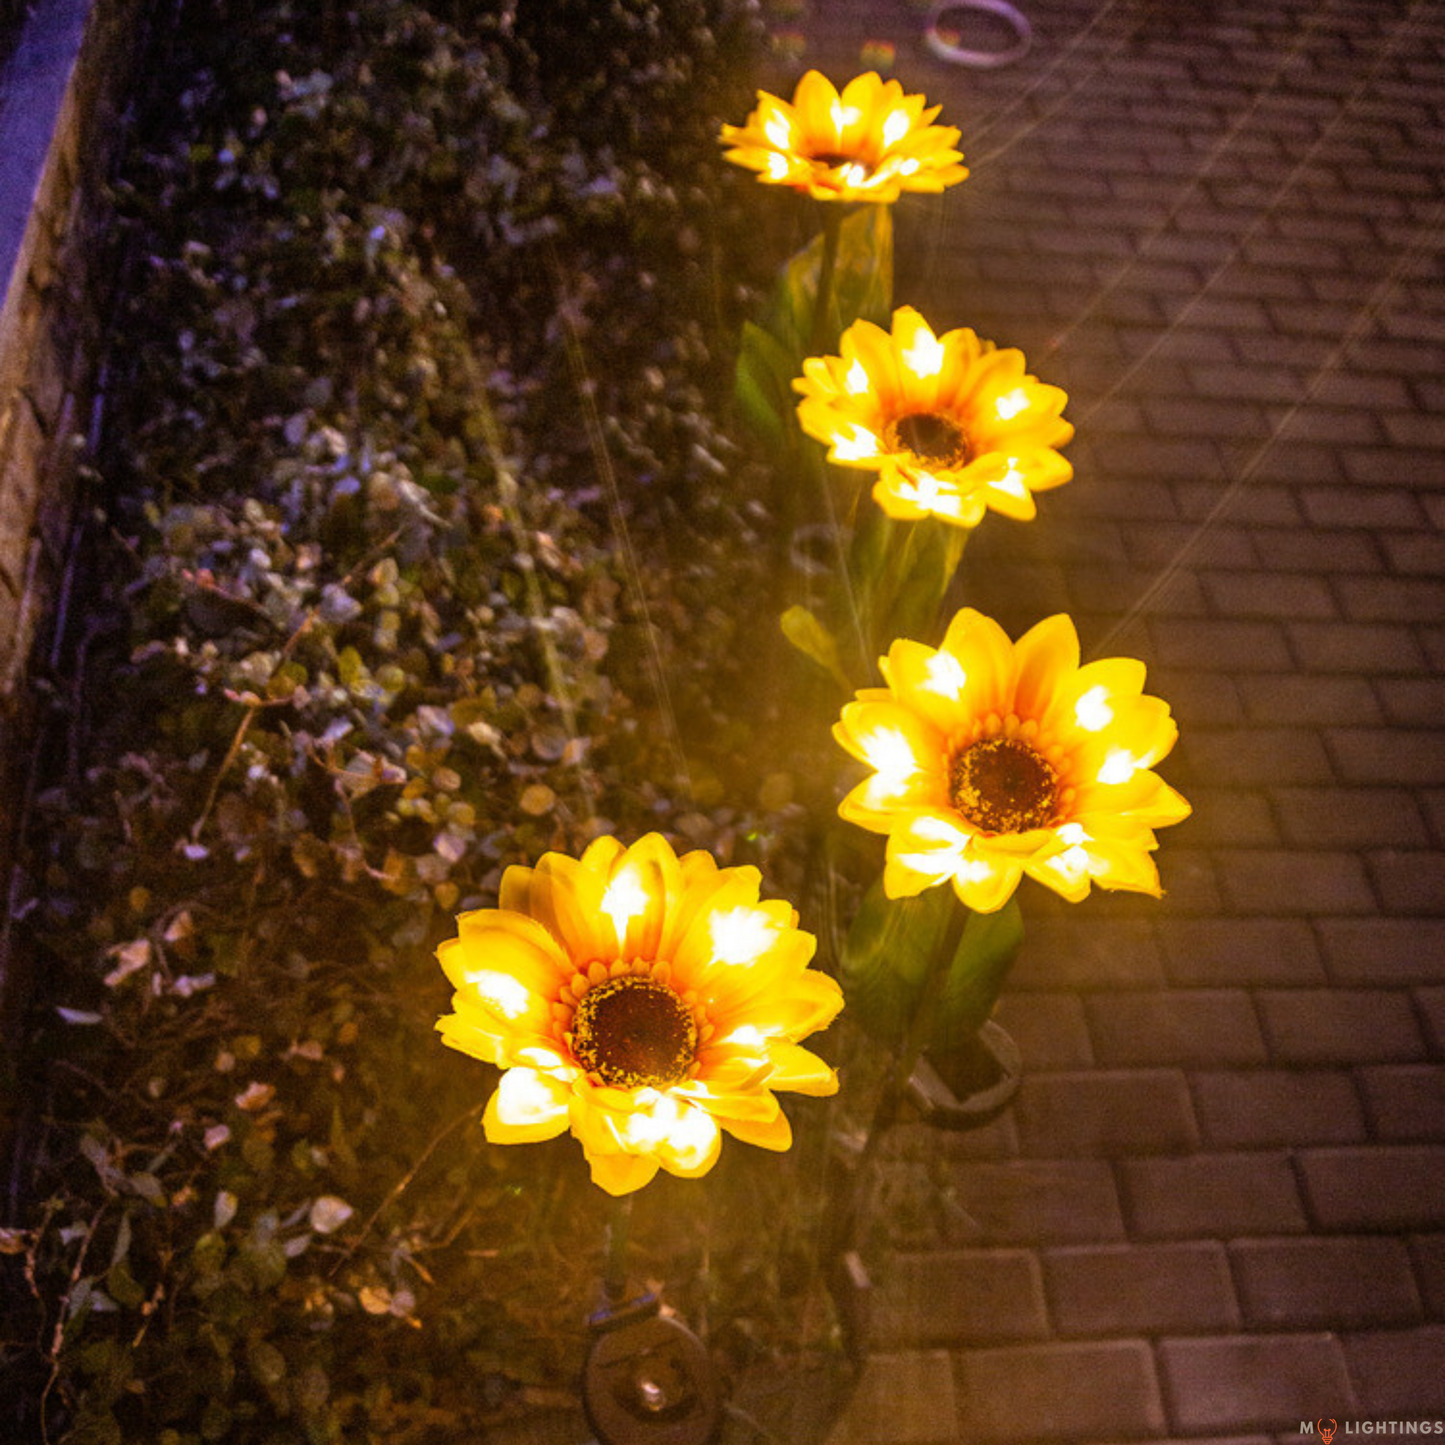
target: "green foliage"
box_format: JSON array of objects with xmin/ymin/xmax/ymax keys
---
[
  {"xmin": 5, "ymin": 1, "xmax": 836, "ymax": 1441},
  {"xmin": 734, "ymin": 204, "xmax": 894, "ymax": 444},
  {"xmin": 840, "ymin": 877, "xmax": 1023, "ymax": 1056}
]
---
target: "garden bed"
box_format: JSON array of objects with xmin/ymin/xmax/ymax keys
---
[{"xmin": 1, "ymin": 2, "xmax": 871, "ymax": 1440}]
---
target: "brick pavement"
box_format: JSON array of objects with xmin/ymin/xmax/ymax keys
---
[{"xmin": 782, "ymin": 0, "xmax": 1445, "ymax": 1439}]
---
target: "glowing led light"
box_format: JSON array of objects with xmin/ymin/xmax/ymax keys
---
[
  {"xmin": 845, "ymin": 359, "xmax": 871, "ymax": 394},
  {"xmin": 1050, "ymin": 845, "xmax": 1090, "ymax": 877},
  {"xmin": 764, "ymin": 152, "xmax": 791, "ymax": 180},
  {"xmin": 601, "ymin": 870, "xmax": 650, "ymax": 939},
  {"xmin": 899, "ymin": 157, "xmax": 920, "ymax": 175},
  {"xmin": 710, "ymin": 907, "xmax": 778, "ymax": 966},
  {"xmin": 498, "ymin": 1068, "xmax": 563, "ymax": 1124},
  {"xmin": 1098, "ymin": 749, "xmax": 1139, "ymax": 785},
  {"xmin": 882, "ymin": 108, "xmax": 912, "ymax": 148},
  {"xmin": 922, "ymin": 649, "xmax": 968, "ymax": 697},
  {"xmin": 841, "ymin": 163, "xmax": 870, "ymax": 188},
  {"xmin": 992, "ymin": 463, "xmax": 1028, "ymax": 499},
  {"xmin": 910, "ymin": 471, "xmax": 942, "ymax": 510},
  {"xmin": 763, "ymin": 113, "xmax": 793, "ymax": 149},
  {"xmin": 901, "ymin": 326, "xmax": 946, "ymax": 379},
  {"xmin": 864, "ymin": 727, "xmax": 921, "ymax": 783},
  {"xmin": 722, "ymin": 1023, "xmax": 768, "ymax": 1050},
  {"xmin": 830, "ymin": 99, "xmax": 863, "ymax": 132},
  {"xmin": 467, "ymin": 970, "xmax": 534, "ymax": 1020},
  {"xmin": 1074, "ymin": 685, "xmax": 1114, "ymax": 732},
  {"xmin": 995, "ymin": 388, "xmax": 1030, "ymax": 420},
  {"xmin": 833, "ymin": 424, "xmax": 881, "ymax": 461},
  {"xmin": 1057, "ymin": 822, "xmax": 1090, "ymax": 846}
]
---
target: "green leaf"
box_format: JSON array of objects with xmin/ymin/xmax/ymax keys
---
[
  {"xmin": 779, "ymin": 606, "xmax": 853, "ymax": 692},
  {"xmin": 840, "ymin": 878, "xmax": 1023, "ymax": 1052},
  {"xmin": 734, "ymin": 320, "xmax": 796, "ymax": 446},
  {"xmin": 930, "ymin": 900, "xmax": 1023, "ymax": 1055},
  {"xmin": 763, "ymin": 205, "xmax": 894, "ymax": 360}
]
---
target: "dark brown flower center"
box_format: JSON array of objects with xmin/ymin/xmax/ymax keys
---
[
  {"xmin": 886, "ymin": 411, "xmax": 970, "ymax": 467},
  {"xmin": 810, "ymin": 150, "xmax": 862, "ymax": 170},
  {"xmin": 949, "ymin": 737, "xmax": 1059, "ymax": 834},
  {"xmin": 571, "ymin": 976, "xmax": 697, "ymax": 1090}
]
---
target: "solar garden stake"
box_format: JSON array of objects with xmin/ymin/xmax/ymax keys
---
[{"xmin": 580, "ymin": 1194, "xmax": 722, "ymax": 1445}]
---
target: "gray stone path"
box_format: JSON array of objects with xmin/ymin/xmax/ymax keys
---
[{"xmin": 785, "ymin": 0, "xmax": 1445, "ymax": 1439}]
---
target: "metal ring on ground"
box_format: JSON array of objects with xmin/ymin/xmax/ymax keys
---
[{"xmin": 924, "ymin": 0, "xmax": 1033, "ymax": 68}]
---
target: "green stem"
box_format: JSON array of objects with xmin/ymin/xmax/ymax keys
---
[
  {"xmin": 601, "ymin": 1192, "xmax": 633, "ymax": 1308},
  {"xmin": 826, "ymin": 899, "xmax": 970, "ymax": 1262},
  {"xmin": 809, "ymin": 207, "xmax": 844, "ymax": 357},
  {"xmin": 858, "ymin": 900, "xmax": 969, "ymax": 1169}
]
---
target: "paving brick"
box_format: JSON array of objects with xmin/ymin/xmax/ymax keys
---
[
  {"xmin": 1085, "ymin": 991, "xmax": 1265, "ymax": 1068},
  {"xmin": 1374, "ymin": 677, "xmax": 1445, "ymax": 727},
  {"xmin": 1417, "ymin": 988, "xmax": 1445, "ymax": 1057},
  {"xmin": 824, "ymin": 1351, "xmax": 956, "ymax": 1445},
  {"xmin": 1120, "ymin": 1154, "xmax": 1308, "ymax": 1239},
  {"xmin": 1356, "ymin": 1065, "xmax": 1445, "ymax": 1143},
  {"xmin": 1215, "ymin": 849, "xmax": 1376, "ymax": 916},
  {"xmin": 945, "ymin": 1162, "xmax": 1125, "ymax": 1246},
  {"xmin": 1288, "ymin": 621, "xmax": 1427, "ymax": 673},
  {"xmin": 1229, "ymin": 1237, "xmax": 1423, "ymax": 1330},
  {"xmin": 873, "ymin": 1250, "xmax": 1047, "ymax": 1348},
  {"xmin": 1174, "ymin": 482, "xmax": 1303, "ymax": 526},
  {"xmin": 1010, "ymin": 917, "xmax": 1167, "ymax": 991},
  {"xmin": 1157, "ymin": 1335, "xmax": 1355, "ymax": 1434},
  {"xmin": 1385, "ymin": 414, "xmax": 1445, "ymax": 450},
  {"xmin": 1342, "ymin": 1326, "xmax": 1445, "ymax": 1415},
  {"xmin": 1250, "ymin": 526, "xmax": 1382, "ymax": 572},
  {"xmin": 1326, "ymin": 730, "xmax": 1445, "ymax": 786},
  {"xmin": 1319, "ymin": 921, "xmax": 1445, "ymax": 986},
  {"xmin": 1187, "ymin": 363, "xmax": 1306, "ymax": 404},
  {"xmin": 1337, "ymin": 575, "xmax": 1445, "ymax": 625},
  {"xmin": 1179, "ymin": 729, "xmax": 1334, "ymax": 786},
  {"xmin": 991, "ymin": 993, "xmax": 1092, "ymax": 1071},
  {"xmin": 1189, "ymin": 1070, "xmax": 1366, "ymax": 1149},
  {"xmin": 1201, "ymin": 571, "xmax": 1338, "ymax": 620},
  {"xmin": 1012, "ymin": 1070, "xmax": 1199, "ymax": 1158},
  {"xmin": 1271, "ymin": 787, "xmax": 1429, "ymax": 848},
  {"xmin": 1300, "ymin": 486, "xmax": 1426, "ymax": 529},
  {"xmin": 1341, "ymin": 446, "xmax": 1445, "ymax": 490},
  {"xmin": 1257, "ymin": 989, "xmax": 1425, "ymax": 1065},
  {"xmin": 1125, "ymin": 523, "xmax": 1258, "ymax": 572},
  {"xmin": 1381, "ymin": 532, "xmax": 1445, "ymax": 575},
  {"xmin": 1298, "ymin": 1147, "xmax": 1445, "ymax": 1232},
  {"xmin": 1149, "ymin": 619, "xmax": 1295, "ymax": 673},
  {"xmin": 1368, "ymin": 850, "xmax": 1445, "ymax": 914},
  {"xmin": 955, "ymin": 1340, "xmax": 1165, "ymax": 1444},
  {"xmin": 1236, "ymin": 674, "xmax": 1383, "ymax": 726},
  {"xmin": 1159, "ymin": 919, "xmax": 1325, "ymax": 987},
  {"xmin": 1409, "ymin": 1235, "xmax": 1445, "ymax": 1320},
  {"xmin": 1045, "ymin": 1242, "xmax": 1238, "ymax": 1337},
  {"xmin": 1179, "ymin": 790, "xmax": 1278, "ymax": 847},
  {"xmin": 1271, "ymin": 404, "xmax": 1385, "ymax": 447}
]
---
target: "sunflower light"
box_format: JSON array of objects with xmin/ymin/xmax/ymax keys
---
[
  {"xmin": 796, "ymin": 306, "xmax": 1074, "ymax": 529},
  {"xmin": 833, "ymin": 609, "xmax": 1191, "ymax": 913},
  {"xmin": 436, "ymin": 834, "xmax": 843, "ymax": 1196},
  {"xmin": 720, "ymin": 71, "xmax": 968, "ymax": 204}
]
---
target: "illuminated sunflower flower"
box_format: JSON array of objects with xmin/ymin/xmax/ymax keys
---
[
  {"xmin": 719, "ymin": 70, "xmax": 968, "ymax": 203},
  {"xmin": 435, "ymin": 834, "xmax": 843, "ymax": 1196},
  {"xmin": 794, "ymin": 307, "xmax": 1073, "ymax": 528},
  {"xmin": 833, "ymin": 610, "xmax": 1190, "ymax": 913}
]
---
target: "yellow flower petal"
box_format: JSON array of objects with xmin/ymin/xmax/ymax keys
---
[
  {"xmin": 836, "ymin": 606, "xmax": 1189, "ymax": 912},
  {"xmin": 796, "ymin": 309, "xmax": 1070, "ymax": 528},
  {"xmin": 720, "ymin": 1108, "xmax": 794, "ymax": 1152},
  {"xmin": 436, "ymin": 834, "xmax": 839, "ymax": 1191},
  {"xmin": 586, "ymin": 1149, "xmax": 660, "ymax": 1197},
  {"xmin": 483, "ymin": 1068, "xmax": 571, "ymax": 1144}
]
